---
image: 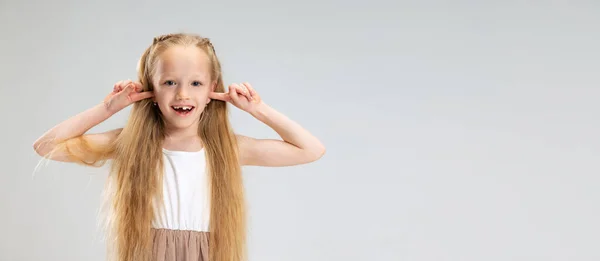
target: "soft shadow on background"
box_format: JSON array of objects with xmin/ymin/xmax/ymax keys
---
[{"xmin": 1, "ymin": 1, "xmax": 599, "ymax": 260}]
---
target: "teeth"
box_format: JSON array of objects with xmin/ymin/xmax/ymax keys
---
[{"xmin": 173, "ymin": 106, "xmax": 193, "ymax": 110}]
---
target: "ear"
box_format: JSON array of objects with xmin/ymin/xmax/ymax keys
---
[
  {"xmin": 211, "ymin": 81, "xmax": 217, "ymax": 92},
  {"xmin": 207, "ymin": 81, "xmax": 217, "ymax": 104}
]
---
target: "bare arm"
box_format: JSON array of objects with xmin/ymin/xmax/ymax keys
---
[
  {"xmin": 210, "ymin": 82, "xmax": 325, "ymax": 167},
  {"xmin": 32, "ymin": 102, "xmax": 120, "ymax": 161},
  {"xmin": 33, "ymin": 80, "xmax": 153, "ymax": 162},
  {"xmin": 237, "ymin": 103, "xmax": 326, "ymax": 167}
]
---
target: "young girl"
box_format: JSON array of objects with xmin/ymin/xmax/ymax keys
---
[{"xmin": 33, "ymin": 33, "xmax": 325, "ymax": 261}]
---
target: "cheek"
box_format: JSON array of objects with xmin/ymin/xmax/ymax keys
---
[
  {"xmin": 154, "ymin": 91, "xmax": 166, "ymax": 101},
  {"xmin": 153, "ymin": 89, "xmax": 172, "ymax": 104},
  {"xmin": 193, "ymin": 87, "xmax": 210, "ymax": 100}
]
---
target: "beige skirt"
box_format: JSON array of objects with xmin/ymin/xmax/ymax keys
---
[{"xmin": 151, "ymin": 228, "xmax": 210, "ymax": 261}]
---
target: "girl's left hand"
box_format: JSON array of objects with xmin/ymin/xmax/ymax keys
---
[{"xmin": 209, "ymin": 82, "xmax": 263, "ymax": 114}]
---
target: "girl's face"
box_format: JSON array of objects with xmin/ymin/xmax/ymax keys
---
[{"xmin": 152, "ymin": 45, "xmax": 214, "ymax": 132}]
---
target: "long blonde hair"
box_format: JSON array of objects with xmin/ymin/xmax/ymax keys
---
[{"xmin": 50, "ymin": 33, "xmax": 246, "ymax": 261}]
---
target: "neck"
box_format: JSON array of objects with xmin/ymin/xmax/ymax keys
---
[
  {"xmin": 165, "ymin": 125, "xmax": 198, "ymax": 138},
  {"xmin": 163, "ymin": 124, "xmax": 203, "ymax": 151}
]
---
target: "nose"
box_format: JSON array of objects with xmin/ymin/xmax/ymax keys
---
[{"xmin": 175, "ymin": 86, "xmax": 190, "ymax": 100}]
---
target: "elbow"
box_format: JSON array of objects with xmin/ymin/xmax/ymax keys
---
[
  {"xmin": 317, "ymin": 144, "xmax": 326, "ymax": 159},
  {"xmin": 33, "ymin": 140, "xmax": 41, "ymax": 155},
  {"xmin": 32, "ymin": 139, "xmax": 51, "ymax": 157},
  {"xmin": 32, "ymin": 141, "xmax": 44, "ymax": 157},
  {"xmin": 307, "ymin": 144, "xmax": 326, "ymax": 162}
]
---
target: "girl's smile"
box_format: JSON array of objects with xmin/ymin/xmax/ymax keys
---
[{"xmin": 171, "ymin": 104, "xmax": 195, "ymax": 116}]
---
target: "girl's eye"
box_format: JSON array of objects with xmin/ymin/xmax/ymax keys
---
[
  {"xmin": 192, "ymin": 81, "xmax": 202, "ymax": 87},
  {"xmin": 164, "ymin": 80, "xmax": 176, "ymax": 86}
]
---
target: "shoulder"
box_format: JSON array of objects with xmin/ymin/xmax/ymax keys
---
[
  {"xmin": 235, "ymin": 134, "xmax": 254, "ymax": 154},
  {"xmin": 235, "ymin": 134, "xmax": 253, "ymax": 146},
  {"xmin": 235, "ymin": 134, "xmax": 258, "ymax": 166}
]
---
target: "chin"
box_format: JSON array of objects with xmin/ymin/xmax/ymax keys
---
[{"xmin": 164, "ymin": 116, "xmax": 200, "ymax": 130}]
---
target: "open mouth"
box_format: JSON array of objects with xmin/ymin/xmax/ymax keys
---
[{"xmin": 171, "ymin": 105, "xmax": 195, "ymax": 116}]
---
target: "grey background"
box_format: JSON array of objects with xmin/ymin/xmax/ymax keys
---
[{"xmin": 1, "ymin": 1, "xmax": 599, "ymax": 260}]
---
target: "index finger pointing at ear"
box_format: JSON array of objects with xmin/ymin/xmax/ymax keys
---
[
  {"xmin": 131, "ymin": 91, "xmax": 154, "ymax": 102},
  {"xmin": 209, "ymin": 92, "xmax": 230, "ymax": 102}
]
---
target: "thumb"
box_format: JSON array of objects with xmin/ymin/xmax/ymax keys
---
[
  {"xmin": 116, "ymin": 83, "xmax": 135, "ymax": 97},
  {"xmin": 132, "ymin": 82, "xmax": 144, "ymax": 92},
  {"xmin": 123, "ymin": 83, "xmax": 136, "ymax": 93}
]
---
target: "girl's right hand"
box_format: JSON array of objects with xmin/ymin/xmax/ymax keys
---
[{"xmin": 103, "ymin": 80, "xmax": 154, "ymax": 114}]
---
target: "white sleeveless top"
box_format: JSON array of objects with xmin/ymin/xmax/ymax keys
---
[{"xmin": 151, "ymin": 148, "xmax": 211, "ymax": 232}]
